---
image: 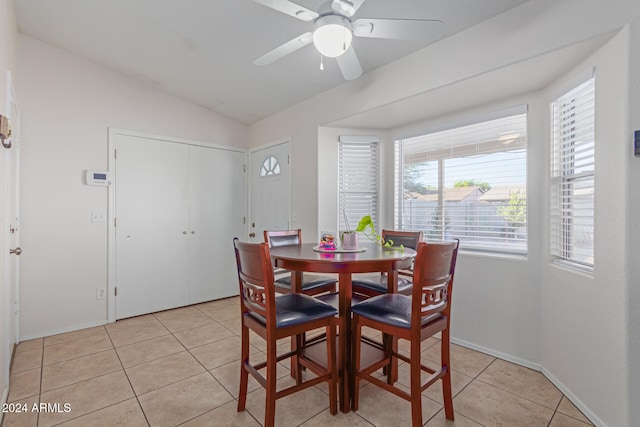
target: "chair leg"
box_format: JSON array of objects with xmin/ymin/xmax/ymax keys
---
[
  {"xmin": 327, "ymin": 321, "xmax": 338, "ymax": 415},
  {"xmin": 265, "ymin": 339, "xmax": 278, "ymax": 427},
  {"xmin": 352, "ymin": 314, "xmax": 362, "ymax": 411},
  {"xmin": 410, "ymin": 338, "xmax": 423, "ymax": 427},
  {"xmin": 237, "ymin": 324, "xmax": 249, "ymax": 412},
  {"xmin": 441, "ymin": 329, "xmax": 454, "ymax": 420},
  {"xmin": 295, "ymin": 333, "xmax": 304, "ymax": 386}
]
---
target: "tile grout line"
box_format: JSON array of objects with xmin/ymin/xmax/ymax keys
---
[{"xmin": 106, "ymin": 325, "xmax": 152, "ymax": 427}]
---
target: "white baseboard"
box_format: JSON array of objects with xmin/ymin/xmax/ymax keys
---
[
  {"xmin": 19, "ymin": 320, "xmax": 108, "ymax": 342},
  {"xmin": 450, "ymin": 336, "xmax": 541, "ymax": 371},
  {"xmin": 451, "ymin": 337, "xmax": 602, "ymax": 426},
  {"xmin": 541, "ymin": 367, "xmax": 605, "ymax": 427}
]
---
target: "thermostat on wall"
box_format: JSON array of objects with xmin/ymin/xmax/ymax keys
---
[{"xmin": 85, "ymin": 170, "xmax": 112, "ymax": 186}]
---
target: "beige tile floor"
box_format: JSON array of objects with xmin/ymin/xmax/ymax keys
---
[{"xmin": 2, "ymin": 296, "xmax": 594, "ymax": 427}]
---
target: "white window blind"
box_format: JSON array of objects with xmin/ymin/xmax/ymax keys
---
[
  {"xmin": 339, "ymin": 137, "xmax": 379, "ymax": 234},
  {"xmin": 550, "ymin": 77, "xmax": 595, "ymax": 270},
  {"xmin": 394, "ymin": 109, "xmax": 528, "ymax": 254}
]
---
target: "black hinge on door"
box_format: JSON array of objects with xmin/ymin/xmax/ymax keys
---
[{"xmin": 115, "ymin": 287, "xmax": 118, "ymax": 296}]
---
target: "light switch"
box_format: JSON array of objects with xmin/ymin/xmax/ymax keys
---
[{"xmin": 91, "ymin": 210, "xmax": 105, "ymax": 223}]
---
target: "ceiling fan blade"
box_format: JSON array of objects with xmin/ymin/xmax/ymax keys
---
[
  {"xmin": 331, "ymin": 0, "xmax": 366, "ymax": 17},
  {"xmin": 353, "ymin": 18, "xmax": 444, "ymax": 41},
  {"xmin": 336, "ymin": 45, "xmax": 363, "ymax": 80},
  {"xmin": 254, "ymin": 32, "xmax": 313, "ymax": 65},
  {"xmin": 252, "ymin": 0, "xmax": 319, "ymax": 21}
]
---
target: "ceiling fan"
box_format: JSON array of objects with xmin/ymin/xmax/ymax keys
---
[{"xmin": 252, "ymin": 0, "xmax": 444, "ymax": 80}]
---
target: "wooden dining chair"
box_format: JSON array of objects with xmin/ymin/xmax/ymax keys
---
[
  {"xmin": 351, "ymin": 229, "xmax": 423, "ymax": 297},
  {"xmin": 264, "ymin": 229, "xmax": 337, "ymax": 296},
  {"xmin": 351, "ymin": 239, "xmax": 459, "ymax": 427},
  {"xmin": 234, "ymin": 238, "xmax": 338, "ymax": 427}
]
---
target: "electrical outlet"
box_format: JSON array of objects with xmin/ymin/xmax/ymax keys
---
[{"xmin": 96, "ymin": 288, "xmax": 106, "ymax": 300}]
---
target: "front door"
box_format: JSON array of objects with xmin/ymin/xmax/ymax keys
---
[
  {"xmin": 249, "ymin": 142, "xmax": 290, "ymax": 241},
  {"xmin": 1, "ymin": 73, "xmax": 20, "ymax": 402}
]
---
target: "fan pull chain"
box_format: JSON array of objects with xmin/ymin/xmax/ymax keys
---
[
  {"xmin": 320, "ymin": 54, "xmax": 324, "ymax": 71},
  {"xmin": 343, "ymin": 26, "xmax": 347, "ymax": 52}
]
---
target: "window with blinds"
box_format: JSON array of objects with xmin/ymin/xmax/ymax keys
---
[
  {"xmin": 394, "ymin": 109, "xmax": 528, "ymax": 254},
  {"xmin": 338, "ymin": 137, "xmax": 379, "ymax": 234},
  {"xmin": 550, "ymin": 77, "xmax": 595, "ymax": 271}
]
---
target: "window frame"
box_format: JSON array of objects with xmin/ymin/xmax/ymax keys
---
[
  {"xmin": 394, "ymin": 108, "xmax": 528, "ymax": 256},
  {"xmin": 550, "ymin": 76, "xmax": 595, "ymax": 272},
  {"xmin": 338, "ymin": 136, "xmax": 380, "ymax": 236}
]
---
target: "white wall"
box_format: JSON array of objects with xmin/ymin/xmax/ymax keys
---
[
  {"xmin": 627, "ymin": 15, "xmax": 640, "ymax": 427},
  {"xmin": 16, "ymin": 35, "xmax": 248, "ymax": 339},
  {"xmin": 249, "ymin": 2, "xmax": 640, "ymax": 426},
  {"xmin": 540, "ymin": 29, "xmax": 630, "ymax": 427}
]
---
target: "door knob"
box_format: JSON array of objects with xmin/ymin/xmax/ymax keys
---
[
  {"xmin": 10, "ymin": 247, "xmax": 22, "ymax": 256},
  {"xmin": 249, "ymin": 232, "xmax": 256, "ymax": 238}
]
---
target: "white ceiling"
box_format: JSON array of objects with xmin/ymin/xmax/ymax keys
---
[{"xmin": 14, "ymin": 0, "xmax": 530, "ymax": 125}]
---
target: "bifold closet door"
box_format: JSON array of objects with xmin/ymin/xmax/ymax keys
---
[
  {"xmin": 115, "ymin": 135, "xmax": 189, "ymax": 319},
  {"xmin": 188, "ymin": 145, "xmax": 245, "ymax": 303}
]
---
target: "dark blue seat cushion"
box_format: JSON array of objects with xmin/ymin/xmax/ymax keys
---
[
  {"xmin": 352, "ymin": 275, "xmax": 412, "ymax": 294},
  {"xmin": 275, "ymin": 273, "xmax": 336, "ymax": 291},
  {"xmin": 351, "ymin": 294, "xmax": 441, "ymax": 329},
  {"xmin": 249, "ymin": 293, "xmax": 337, "ymax": 329}
]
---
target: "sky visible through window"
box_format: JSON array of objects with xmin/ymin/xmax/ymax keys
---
[{"xmin": 411, "ymin": 151, "xmax": 527, "ymax": 188}]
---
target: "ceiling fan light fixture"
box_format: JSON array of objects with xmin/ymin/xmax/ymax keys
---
[{"xmin": 313, "ymin": 15, "xmax": 352, "ymax": 58}]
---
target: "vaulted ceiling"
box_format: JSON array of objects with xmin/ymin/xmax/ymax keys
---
[{"xmin": 14, "ymin": 0, "xmax": 530, "ymax": 124}]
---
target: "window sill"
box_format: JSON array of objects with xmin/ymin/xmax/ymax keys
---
[
  {"xmin": 550, "ymin": 259, "xmax": 594, "ymax": 278},
  {"xmin": 459, "ymin": 248, "xmax": 528, "ymax": 262}
]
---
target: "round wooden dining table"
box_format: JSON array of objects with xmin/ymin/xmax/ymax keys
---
[{"xmin": 269, "ymin": 242, "xmax": 416, "ymax": 412}]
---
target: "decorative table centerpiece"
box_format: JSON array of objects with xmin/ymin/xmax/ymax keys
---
[
  {"xmin": 355, "ymin": 215, "xmax": 403, "ymax": 250},
  {"xmin": 341, "ymin": 211, "xmax": 359, "ymax": 250}
]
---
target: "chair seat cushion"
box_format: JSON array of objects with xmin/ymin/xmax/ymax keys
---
[
  {"xmin": 275, "ymin": 273, "xmax": 336, "ymax": 291},
  {"xmin": 250, "ymin": 294, "xmax": 338, "ymax": 329},
  {"xmin": 351, "ymin": 294, "xmax": 441, "ymax": 329},
  {"xmin": 352, "ymin": 275, "xmax": 412, "ymax": 294}
]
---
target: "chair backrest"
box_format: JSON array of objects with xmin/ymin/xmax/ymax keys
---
[
  {"xmin": 411, "ymin": 240, "xmax": 459, "ymax": 325},
  {"xmin": 382, "ymin": 230, "xmax": 423, "ymax": 271},
  {"xmin": 233, "ymin": 238, "xmax": 276, "ymax": 327},
  {"xmin": 381, "ymin": 229, "xmax": 423, "ymax": 249},
  {"xmin": 264, "ymin": 229, "xmax": 302, "ymax": 248}
]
